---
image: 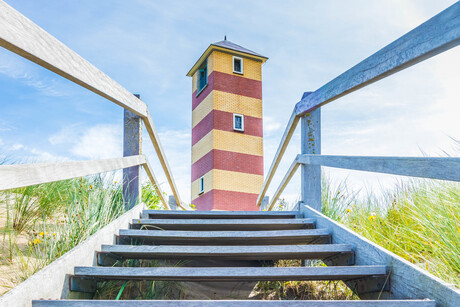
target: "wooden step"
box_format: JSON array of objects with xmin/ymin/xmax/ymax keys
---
[
  {"xmin": 141, "ymin": 210, "xmax": 300, "ymax": 219},
  {"xmin": 32, "ymin": 299, "xmax": 437, "ymax": 306},
  {"xmin": 97, "ymin": 244, "xmax": 353, "ymax": 263},
  {"xmin": 71, "ymin": 265, "xmax": 387, "ymax": 282},
  {"xmin": 117, "ymin": 229, "xmax": 330, "ymax": 245},
  {"xmin": 130, "ymin": 218, "xmax": 315, "ymax": 231}
]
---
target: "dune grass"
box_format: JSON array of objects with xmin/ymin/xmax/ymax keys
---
[
  {"xmin": 322, "ymin": 177, "xmax": 460, "ymax": 287},
  {"xmin": 254, "ymin": 177, "xmax": 459, "ymax": 300},
  {"xmin": 0, "ymin": 174, "xmax": 162, "ymax": 294}
]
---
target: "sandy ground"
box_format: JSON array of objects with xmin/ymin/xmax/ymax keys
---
[{"xmin": 0, "ymin": 194, "xmax": 43, "ymax": 296}]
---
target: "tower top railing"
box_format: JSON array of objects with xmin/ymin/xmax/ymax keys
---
[{"xmin": 0, "ymin": 0, "xmax": 185, "ymax": 210}]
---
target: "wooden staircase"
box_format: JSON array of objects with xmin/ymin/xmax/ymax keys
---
[{"xmin": 32, "ymin": 210, "xmax": 435, "ymax": 306}]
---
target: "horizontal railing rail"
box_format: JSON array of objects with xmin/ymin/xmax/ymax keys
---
[
  {"xmin": 0, "ymin": 155, "xmax": 169, "ymax": 209},
  {"xmin": 267, "ymin": 155, "xmax": 460, "ymax": 211},
  {"xmin": 0, "ymin": 1, "xmax": 183, "ymax": 209},
  {"xmin": 297, "ymin": 155, "xmax": 460, "ymax": 182},
  {"xmin": 258, "ymin": 2, "xmax": 460, "ymax": 210}
]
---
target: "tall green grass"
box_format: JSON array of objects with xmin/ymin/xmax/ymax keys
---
[
  {"xmin": 0, "ymin": 174, "xmax": 161, "ymax": 286},
  {"xmin": 322, "ymin": 177, "xmax": 460, "ymax": 287}
]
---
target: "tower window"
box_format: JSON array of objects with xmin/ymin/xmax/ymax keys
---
[
  {"xmin": 199, "ymin": 176, "xmax": 204, "ymax": 194},
  {"xmin": 233, "ymin": 114, "xmax": 244, "ymax": 132},
  {"xmin": 233, "ymin": 56, "xmax": 243, "ymax": 74},
  {"xmin": 197, "ymin": 60, "xmax": 208, "ymax": 94}
]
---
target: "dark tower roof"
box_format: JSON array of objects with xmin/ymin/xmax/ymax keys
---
[
  {"xmin": 187, "ymin": 39, "xmax": 268, "ymax": 77},
  {"xmin": 211, "ymin": 40, "xmax": 267, "ymax": 58}
]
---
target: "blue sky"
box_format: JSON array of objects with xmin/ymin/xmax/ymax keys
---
[{"xmin": 0, "ymin": 0, "xmax": 459, "ymax": 204}]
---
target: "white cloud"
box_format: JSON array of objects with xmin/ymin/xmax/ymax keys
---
[
  {"xmin": 142, "ymin": 128, "xmax": 192, "ymax": 203},
  {"xmin": 29, "ymin": 148, "xmax": 69, "ymax": 162},
  {"xmin": 5, "ymin": 142, "xmax": 68, "ymax": 162},
  {"xmin": 11, "ymin": 144, "xmax": 25, "ymax": 151},
  {"xmin": 0, "ymin": 120, "xmax": 15, "ymax": 132},
  {"xmin": 48, "ymin": 124, "xmax": 122, "ymax": 160},
  {"xmin": 70, "ymin": 124, "xmax": 122, "ymax": 159},
  {"xmin": 263, "ymin": 116, "xmax": 282, "ymax": 136},
  {"xmin": 48, "ymin": 124, "xmax": 81, "ymax": 145},
  {"xmin": 0, "ymin": 49, "xmax": 69, "ymax": 97}
]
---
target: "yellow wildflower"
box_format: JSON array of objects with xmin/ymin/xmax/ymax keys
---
[
  {"xmin": 368, "ymin": 215, "xmax": 376, "ymax": 221},
  {"xmin": 53, "ymin": 233, "xmax": 57, "ymax": 236},
  {"xmin": 39, "ymin": 232, "xmax": 44, "ymax": 237},
  {"xmin": 346, "ymin": 208, "xmax": 351, "ymax": 213}
]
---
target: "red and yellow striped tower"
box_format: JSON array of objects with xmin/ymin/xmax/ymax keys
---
[{"xmin": 187, "ymin": 39, "xmax": 268, "ymax": 211}]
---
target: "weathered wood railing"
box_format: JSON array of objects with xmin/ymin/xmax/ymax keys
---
[
  {"xmin": 0, "ymin": 0, "xmax": 184, "ymax": 209},
  {"xmin": 258, "ymin": 2, "xmax": 460, "ymax": 211}
]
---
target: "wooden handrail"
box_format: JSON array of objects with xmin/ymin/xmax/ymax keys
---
[
  {"xmin": 0, "ymin": 0, "xmax": 182, "ymax": 208},
  {"xmin": 141, "ymin": 159, "xmax": 170, "ymax": 210},
  {"xmin": 266, "ymin": 157, "xmax": 300, "ymax": 211},
  {"xmin": 260, "ymin": 3, "xmax": 460, "ymax": 210},
  {"xmin": 298, "ymin": 155, "xmax": 460, "ymax": 182},
  {"xmin": 0, "ymin": 155, "xmax": 169, "ymax": 208},
  {"xmin": 295, "ymin": 2, "xmax": 460, "ymax": 116},
  {"xmin": 0, "ymin": 1, "xmax": 147, "ymax": 117},
  {"xmin": 268, "ymin": 154, "xmax": 460, "ymax": 211},
  {"xmin": 256, "ymin": 109, "xmax": 299, "ymax": 207},
  {"xmin": 143, "ymin": 113, "xmax": 184, "ymax": 209}
]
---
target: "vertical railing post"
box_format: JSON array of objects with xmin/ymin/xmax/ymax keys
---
[
  {"xmin": 123, "ymin": 94, "xmax": 142, "ymax": 210},
  {"xmin": 168, "ymin": 195, "xmax": 178, "ymax": 210},
  {"xmin": 300, "ymin": 92, "xmax": 321, "ymax": 212}
]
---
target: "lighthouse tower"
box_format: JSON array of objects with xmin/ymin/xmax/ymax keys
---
[{"xmin": 187, "ymin": 39, "xmax": 268, "ymax": 211}]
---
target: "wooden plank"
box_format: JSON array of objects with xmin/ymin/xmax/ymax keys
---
[
  {"xmin": 267, "ymin": 158, "xmax": 300, "ymax": 211},
  {"xmin": 297, "ymin": 155, "xmax": 460, "ymax": 182},
  {"xmin": 141, "ymin": 210, "xmax": 300, "ymax": 219},
  {"xmin": 72, "ymin": 265, "xmax": 387, "ymax": 281},
  {"xmin": 0, "ymin": 155, "xmax": 146, "ymax": 191},
  {"xmin": 300, "ymin": 204, "xmax": 460, "ymax": 306},
  {"xmin": 0, "ymin": 1, "xmax": 148, "ymax": 117},
  {"xmin": 32, "ymin": 299, "xmax": 437, "ymax": 307},
  {"xmin": 141, "ymin": 160, "xmax": 169, "ymax": 209},
  {"xmin": 123, "ymin": 107, "xmax": 142, "ymax": 210},
  {"xmin": 256, "ymin": 110, "xmax": 299, "ymax": 207},
  {"xmin": 99, "ymin": 244, "xmax": 353, "ymax": 261},
  {"xmin": 130, "ymin": 218, "xmax": 315, "ymax": 230},
  {"xmin": 295, "ymin": 2, "xmax": 460, "ymax": 115},
  {"xmin": 300, "ymin": 107, "xmax": 321, "ymax": 211},
  {"xmin": 118, "ymin": 229, "xmax": 331, "ymax": 245},
  {"xmin": 143, "ymin": 113, "xmax": 185, "ymax": 209}
]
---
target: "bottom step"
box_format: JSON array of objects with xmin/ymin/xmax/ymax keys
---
[{"xmin": 32, "ymin": 299, "xmax": 436, "ymax": 306}]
